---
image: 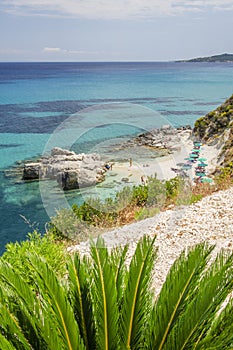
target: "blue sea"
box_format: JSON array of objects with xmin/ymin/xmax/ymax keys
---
[{"xmin": 0, "ymin": 61, "xmax": 233, "ymax": 253}]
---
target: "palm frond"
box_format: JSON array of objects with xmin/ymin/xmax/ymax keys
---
[
  {"xmin": 0, "ymin": 297, "xmax": 32, "ymax": 350},
  {"xmin": 149, "ymin": 243, "xmax": 214, "ymax": 350},
  {"xmin": 90, "ymin": 236, "xmax": 120, "ymax": 350},
  {"xmin": 27, "ymin": 254, "xmax": 85, "ymax": 350},
  {"xmin": 0, "ymin": 261, "xmax": 45, "ymax": 349},
  {"xmin": 196, "ymin": 298, "xmax": 233, "ymax": 349},
  {"xmin": 68, "ymin": 253, "xmax": 95, "ymax": 350},
  {"xmin": 0, "ymin": 332, "xmax": 17, "ymax": 350},
  {"xmin": 120, "ymin": 235, "xmax": 157, "ymax": 349},
  {"xmin": 162, "ymin": 248, "xmax": 233, "ymax": 349},
  {"xmin": 110, "ymin": 243, "xmax": 129, "ymax": 302}
]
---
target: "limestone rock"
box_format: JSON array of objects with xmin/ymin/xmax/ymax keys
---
[
  {"xmin": 23, "ymin": 163, "xmax": 40, "ymax": 180},
  {"xmin": 23, "ymin": 148, "xmax": 106, "ymax": 189},
  {"xmin": 116, "ymin": 125, "xmax": 191, "ymax": 153},
  {"xmin": 51, "ymin": 147, "xmax": 76, "ymax": 157}
]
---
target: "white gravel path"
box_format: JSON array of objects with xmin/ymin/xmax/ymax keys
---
[{"xmin": 68, "ymin": 186, "xmax": 233, "ymax": 295}]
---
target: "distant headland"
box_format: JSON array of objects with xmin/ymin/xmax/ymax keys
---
[{"xmin": 177, "ymin": 53, "xmax": 233, "ymax": 63}]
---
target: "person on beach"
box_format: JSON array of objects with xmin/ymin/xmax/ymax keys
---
[
  {"xmin": 141, "ymin": 175, "xmax": 146, "ymax": 185},
  {"xmin": 129, "ymin": 158, "xmax": 132, "ymax": 167}
]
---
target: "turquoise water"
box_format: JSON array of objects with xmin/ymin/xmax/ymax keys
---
[{"xmin": 0, "ymin": 61, "xmax": 233, "ymax": 253}]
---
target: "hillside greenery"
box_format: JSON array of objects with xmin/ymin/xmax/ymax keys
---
[
  {"xmin": 1, "ymin": 231, "xmax": 67, "ymax": 285},
  {"xmin": 193, "ymin": 94, "xmax": 233, "ymax": 177},
  {"xmin": 48, "ymin": 171, "xmax": 233, "ymax": 242},
  {"xmin": 48, "ymin": 175, "xmax": 195, "ymax": 241},
  {"xmin": 178, "ymin": 53, "xmax": 233, "ymax": 62},
  {"xmin": 0, "ymin": 236, "xmax": 232, "ymax": 349}
]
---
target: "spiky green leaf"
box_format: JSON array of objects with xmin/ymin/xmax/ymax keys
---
[
  {"xmin": 68, "ymin": 253, "xmax": 95, "ymax": 350},
  {"xmin": 27, "ymin": 254, "xmax": 85, "ymax": 350},
  {"xmin": 120, "ymin": 235, "xmax": 157, "ymax": 349},
  {"xmin": 90, "ymin": 237, "xmax": 120, "ymax": 350}
]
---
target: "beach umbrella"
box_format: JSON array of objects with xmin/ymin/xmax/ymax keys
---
[
  {"xmin": 196, "ymin": 172, "xmax": 206, "ymax": 177},
  {"xmin": 194, "ymin": 142, "xmax": 202, "ymax": 146},
  {"xmin": 189, "ymin": 154, "xmax": 199, "ymax": 158},
  {"xmin": 191, "ymin": 149, "xmax": 201, "ymax": 153},
  {"xmin": 201, "ymin": 178, "xmax": 213, "ymax": 183},
  {"xmin": 198, "ymin": 163, "xmax": 208, "ymax": 167},
  {"xmin": 198, "ymin": 157, "xmax": 207, "ymax": 162}
]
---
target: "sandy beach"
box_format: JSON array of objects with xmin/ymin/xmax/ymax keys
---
[{"xmin": 102, "ymin": 129, "xmax": 219, "ymax": 188}]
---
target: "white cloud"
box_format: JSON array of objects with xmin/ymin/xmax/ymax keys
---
[
  {"xmin": 42, "ymin": 47, "xmax": 105, "ymax": 56},
  {"xmin": 2, "ymin": 0, "xmax": 233, "ymax": 19},
  {"xmin": 43, "ymin": 47, "xmax": 62, "ymax": 52}
]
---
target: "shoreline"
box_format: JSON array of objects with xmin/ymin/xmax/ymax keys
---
[
  {"xmin": 102, "ymin": 129, "xmax": 219, "ymax": 189},
  {"xmin": 6, "ymin": 126, "xmax": 220, "ymax": 196}
]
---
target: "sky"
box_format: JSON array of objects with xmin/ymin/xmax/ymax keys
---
[{"xmin": 0, "ymin": 0, "xmax": 233, "ymax": 61}]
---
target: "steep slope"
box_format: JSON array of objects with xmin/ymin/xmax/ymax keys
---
[{"xmin": 193, "ymin": 94, "xmax": 233, "ymax": 168}]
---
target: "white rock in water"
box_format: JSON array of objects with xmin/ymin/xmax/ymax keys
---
[
  {"xmin": 23, "ymin": 163, "xmax": 40, "ymax": 180},
  {"xmin": 161, "ymin": 124, "xmax": 171, "ymax": 130},
  {"xmin": 23, "ymin": 148, "xmax": 106, "ymax": 189},
  {"xmin": 51, "ymin": 147, "xmax": 75, "ymax": 157}
]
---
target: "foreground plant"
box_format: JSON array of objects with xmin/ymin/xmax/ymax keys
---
[{"xmin": 0, "ymin": 236, "xmax": 232, "ymax": 349}]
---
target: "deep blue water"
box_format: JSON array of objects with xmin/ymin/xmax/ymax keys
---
[{"xmin": 0, "ymin": 61, "xmax": 233, "ymax": 253}]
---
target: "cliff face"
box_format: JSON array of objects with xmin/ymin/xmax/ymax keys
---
[{"xmin": 193, "ymin": 94, "xmax": 233, "ymax": 167}]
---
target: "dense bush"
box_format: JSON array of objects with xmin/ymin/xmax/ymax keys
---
[
  {"xmin": 1, "ymin": 231, "xmax": 67, "ymax": 285},
  {"xmin": 47, "ymin": 176, "xmax": 189, "ymax": 240}
]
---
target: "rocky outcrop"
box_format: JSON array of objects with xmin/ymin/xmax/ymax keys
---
[
  {"xmin": 23, "ymin": 147, "xmax": 106, "ymax": 190},
  {"xmin": 116, "ymin": 125, "xmax": 191, "ymax": 153},
  {"xmin": 193, "ymin": 94, "xmax": 233, "ymax": 169}
]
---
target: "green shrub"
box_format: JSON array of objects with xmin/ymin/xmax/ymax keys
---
[
  {"xmin": 176, "ymin": 193, "xmax": 203, "ymax": 206},
  {"xmin": 115, "ymin": 185, "xmax": 133, "ymax": 209},
  {"xmin": 134, "ymin": 207, "xmax": 160, "ymax": 221},
  {"xmin": 1, "ymin": 231, "xmax": 67, "ymax": 286},
  {"xmin": 147, "ymin": 174, "xmax": 166, "ymax": 207},
  {"xmin": 165, "ymin": 176, "xmax": 184, "ymax": 200},
  {"xmin": 49, "ymin": 207, "xmax": 91, "ymax": 241},
  {"xmin": 132, "ymin": 184, "xmax": 148, "ymax": 206}
]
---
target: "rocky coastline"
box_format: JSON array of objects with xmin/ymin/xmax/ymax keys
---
[
  {"xmin": 114, "ymin": 124, "xmax": 192, "ymax": 153},
  {"xmin": 19, "ymin": 124, "xmax": 193, "ymax": 190},
  {"xmin": 22, "ymin": 147, "xmax": 107, "ymax": 190}
]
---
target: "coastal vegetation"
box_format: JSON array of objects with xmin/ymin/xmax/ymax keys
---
[
  {"xmin": 1, "ymin": 231, "xmax": 67, "ymax": 285},
  {"xmin": 47, "ymin": 170, "xmax": 232, "ymax": 242},
  {"xmin": 193, "ymin": 94, "xmax": 233, "ymax": 177},
  {"xmin": 178, "ymin": 53, "xmax": 233, "ymax": 62},
  {"xmin": 0, "ymin": 236, "xmax": 233, "ymax": 349},
  {"xmin": 47, "ymin": 175, "xmax": 192, "ymax": 241}
]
